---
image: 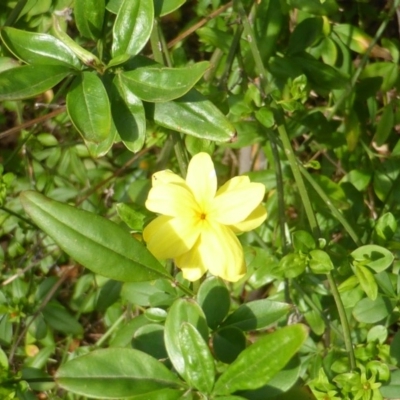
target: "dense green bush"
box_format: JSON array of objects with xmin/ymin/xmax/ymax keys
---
[{"xmin": 1, "ymin": 0, "xmax": 400, "ymax": 398}]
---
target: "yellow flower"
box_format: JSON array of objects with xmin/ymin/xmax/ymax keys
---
[{"xmin": 143, "ymin": 152, "xmax": 267, "ymax": 282}]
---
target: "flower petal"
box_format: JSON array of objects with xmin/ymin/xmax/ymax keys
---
[
  {"xmin": 175, "ymin": 220, "xmax": 246, "ymax": 282},
  {"xmin": 210, "ymin": 176, "xmax": 265, "ymax": 225},
  {"xmin": 175, "ymin": 245, "xmax": 208, "ymax": 282},
  {"xmin": 229, "ymin": 204, "xmax": 267, "ymax": 233},
  {"xmin": 185, "ymin": 152, "xmax": 217, "ymax": 210},
  {"xmin": 145, "ymin": 183, "xmax": 200, "ymax": 217},
  {"xmin": 152, "ymin": 170, "xmax": 187, "ymax": 187},
  {"xmin": 143, "ymin": 215, "xmax": 201, "ymax": 260}
]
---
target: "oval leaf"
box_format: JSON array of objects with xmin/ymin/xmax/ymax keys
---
[
  {"xmin": 164, "ymin": 298, "xmax": 208, "ymax": 378},
  {"xmin": 0, "ymin": 64, "xmax": 70, "ymax": 101},
  {"xmin": 84, "ymin": 121, "xmax": 116, "ymax": 157},
  {"xmin": 354, "ymin": 264, "xmax": 378, "ymax": 301},
  {"xmin": 120, "ymin": 62, "xmax": 209, "ymax": 102},
  {"xmin": 221, "ymin": 299, "xmax": 291, "ymax": 331},
  {"xmin": 150, "ymin": 89, "xmax": 236, "ymax": 142},
  {"xmin": 213, "ymin": 324, "xmax": 308, "ymax": 395},
  {"xmin": 197, "ymin": 277, "xmax": 230, "ymax": 330},
  {"xmin": 66, "ymin": 72, "xmax": 111, "ymax": 143},
  {"xmin": 351, "ymin": 244, "xmax": 394, "ymax": 273},
  {"xmin": 179, "ymin": 323, "xmax": 215, "ymax": 394},
  {"xmin": 20, "ymin": 191, "xmax": 171, "ymax": 282},
  {"xmin": 112, "ymin": 0, "xmax": 154, "ymax": 57},
  {"xmin": 74, "ymin": 0, "xmax": 105, "ymax": 40},
  {"xmin": 112, "ymin": 76, "xmax": 146, "ymax": 152},
  {"xmin": 42, "ymin": 301, "xmax": 83, "ymax": 336},
  {"xmin": 55, "ymin": 348, "xmax": 182, "ymax": 398},
  {"xmin": 1, "ymin": 27, "xmax": 81, "ymax": 69},
  {"xmin": 353, "ymin": 295, "xmax": 394, "ymax": 324}
]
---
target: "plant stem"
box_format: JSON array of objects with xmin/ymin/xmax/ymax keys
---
[
  {"xmin": 236, "ymin": 0, "xmax": 356, "ymax": 370},
  {"xmin": 299, "ymin": 166, "xmax": 362, "ymax": 246},
  {"xmin": 275, "ymin": 115, "xmax": 320, "ymax": 238}
]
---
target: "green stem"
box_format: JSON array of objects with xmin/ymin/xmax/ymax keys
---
[
  {"xmin": 275, "ymin": 114, "xmax": 320, "ymax": 238},
  {"xmin": 299, "ymin": 165, "xmax": 362, "ymax": 247},
  {"xmin": 4, "ymin": 0, "xmax": 27, "ymax": 26},
  {"xmin": 236, "ymin": 0, "xmax": 358, "ymax": 364},
  {"xmin": 235, "ymin": 0, "xmax": 270, "ymax": 94},
  {"xmin": 95, "ymin": 313, "xmax": 126, "ymax": 347},
  {"xmin": 291, "ymin": 279, "xmax": 343, "ymax": 339},
  {"xmin": 176, "ymin": 281, "xmax": 194, "ymax": 297},
  {"xmin": 265, "ymin": 134, "xmax": 291, "ymax": 303}
]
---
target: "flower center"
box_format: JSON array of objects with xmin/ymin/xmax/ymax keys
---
[{"xmin": 200, "ymin": 212, "xmax": 207, "ymax": 220}]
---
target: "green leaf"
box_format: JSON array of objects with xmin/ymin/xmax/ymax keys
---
[
  {"xmin": 151, "ymin": 89, "xmax": 236, "ymax": 142},
  {"xmin": 213, "ymin": 324, "xmax": 308, "ymax": 395},
  {"xmin": 354, "ymin": 264, "xmax": 378, "ymax": 301},
  {"xmin": 290, "ymin": 54, "xmax": 349, "ymax": 91},
  {"xmin": 52, "ymin": 15, "xmax": 104, "ymax": 69},
  {"xmin": 116, "ymin": 203, "xmax": 148, "ymax": 231},
  {"xmin": 255, "ymin": 107, "xmax": 275, "ymax": 128},
  {"xmin": 342, "ymin": 169, "xmax": 371, "ymax": 191},
  {"xmin": 351, "ymin": 245, "xmax": 394, "ymax": 273},
  {"xmin": 279, "ymin": 252, "xmax": 307, "ymax": 278},
  {"xmin": 287, "ymin": 17, "xmax": 323, "ymax": 55},
  {"xmin": 197, "ymin": 277, "xmax": 230, "ymax": 330},
  {"xmin": 389, "ymin": 332, "xmax": 400, "ymax": 366},
  {"xmin": 308, "ymin": 249, "xmax": 334, "ymax": 274},
  {"xmin": 153, "ymin": 0, "xmax": 186, "ymax": 16},
  {"xmin": 66, "ymin": 72, "xmax": 111, "ymax": 143},
  {"xmin": 84, "ymin": 123, "xmax": 116, "ymax": 158},
  {"xmin": 0, "ymin": 65, "xmax": 70, "ymax": 101},
  {"xmin": 286, "ymin": 0, "xmax": 339, "ymax": 15},
  {"xmin": 20, "ymin": 191, "xmax": 171, "ymax": 282},
  {"xmin": 133, "ymin": 324, "xmax": 167, "ymax": 360},
  {"xmin": 112, "ymin": 75, "xmax": 146, "ymax": 152},
  {"xmin": 380, "ymin": 370, "xmax": 400, "ymax": 398},
  {"xmin": 221, "ymin": 299, "xmax": 291, "ymax": 331},
  {"xmin": 42, "ymin": 302, "xmax": 83, "ymax": 336},
  {"xmin": 213, "ymin": 326, "xmax": 246, "ymax": 364},
  {"xmin": 55, "ymin": 348, "xmax": 183, "ymax": 398},
  {"xmin": 353, "ymin": 295, "xmax": 394, "ymax": 324},
  {"xmin": 1, "ymin": 27, "xmax": 81, "ymax": 69},
  {"xmin": 333, "ymin": 24, "xmax": 372, "ymax": 54},
  {"xmin": 179, "ymin": 323, "xmax": 215, "ymax": 394},
  {"xmin": 74, "ymin": 0, "xmax": 105, "ymax": 40},
  {"xmin": 375, "ymin": 103, "xmax": 394, "ymax": 146},
  {"xmin": 292, "ymin": 230, "xmax": 315, "ymax": 252},
  {"xmin": 112, "ymin": 0, "xmax": 154, "ymax": 58},
  {"xmin": 361, "ymin": 62, "xmax": 398, "ymax": 92},
  {"xmin": 120, "ymin": 61, "xmax": 209, "ymax": 102},
  {"xmin": 164, "ymin": 298, "xmax": 208, "ymax": 378},
  {"xmin": 374, "ymin": 212, "xmax": 397, "ymax": 244}
]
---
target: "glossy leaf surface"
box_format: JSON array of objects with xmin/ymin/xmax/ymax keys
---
[
  {"xmin": 120, "ymin": 62, "xmax": 209, "ymax": 102},
  {"xmin": 0, "ymin": 65, "xmax": 70, "ymax": 100},
  {"xmin": 55, "ymin": 348, "xmax": 182, "ymax": 398},
  {"xmin": 164, "ymin": 298, "xmax": 208, "ymax": 378},
  {"xmin": 151, "ymin": 89, "xmax": 236, "ymax": 142},
  {"xmin": 112, "ymin": 0, "xmax": 154, "ymax": 57},
  {"xmin": 112, "ymin": 75, "xmax": 146, "ymax": 152},
  {"xmin": 1, "ymin": 27, "xmax": 81, "ymax": 68},
  {"xmin": 66, "ymin": 72, "xmax": 111, "ymax": 143},
  {"xmin": 213, "ymin": 324, "xmax": 308, "ymax": 395},
  {"xmin": 221, "ymin": 299, "xmax": 291, "ymax": 331},
  {"xmin": 179, "ymin": 323, "xmax": 215, "ymax": 394},
  {"xmin": 20, "ymin": 191, "xmax": 171, "ymax": 282},
  {"xmin": 74, "ymin": 0, "xmax": 105, "ymax": 40}
]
